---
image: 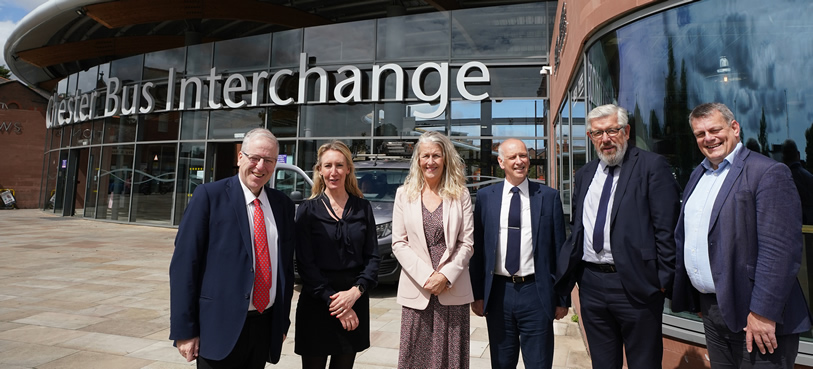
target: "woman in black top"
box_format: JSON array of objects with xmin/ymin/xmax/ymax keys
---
[{"xmin": 294, "ymin": 140, "xmax": 380, "ymax": 369}]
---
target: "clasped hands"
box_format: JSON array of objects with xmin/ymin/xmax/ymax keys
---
[
  {"xmin": 423, "ymin": 271, "xmax": 449, "ymax": 295},
  {"xmin": 329, "ymin": 286, "xmax": 362, "ymax": 331}
]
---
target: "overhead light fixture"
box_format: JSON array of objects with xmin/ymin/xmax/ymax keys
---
[{"xmin": 75, "ymin": 8, "xmax": 86, "ymax": 16}]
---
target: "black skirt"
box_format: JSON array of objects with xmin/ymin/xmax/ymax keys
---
[{"xmin": 294, "ymin": 268, "xmax": 371, "ymax": 355}]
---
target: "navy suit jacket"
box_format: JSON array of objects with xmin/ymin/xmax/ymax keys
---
[
  {"xmin": 555, "ymin": 146, "xmax": 680, "ymax": 304},
  {"xmin": 470, "ymin": 180, "xmax": 569, "ymax": 319},
  {"xmin": 672, "ymin": 147, "xmax": 812, "ymax": 335},
  {"xmin": 169, "ymin": 175, "xmax": 295, "ymax": 363}
]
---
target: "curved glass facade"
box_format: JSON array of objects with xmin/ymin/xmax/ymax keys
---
[
  {"xmin": 42, "ymin": 2, "xmax": 558, "ymax": 226},
  {"xmin": 556, "ymin": 0, "xmax": 813, "ymax": 356}
]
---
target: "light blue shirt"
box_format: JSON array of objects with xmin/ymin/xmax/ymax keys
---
[{"xmin": 683, "ymin": 142, "xmax": 743, "ymax": 293}]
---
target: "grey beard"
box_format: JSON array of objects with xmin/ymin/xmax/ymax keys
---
[{"xmin": 597, "ymin": 142, "xmax": 627, "ymax": 166}]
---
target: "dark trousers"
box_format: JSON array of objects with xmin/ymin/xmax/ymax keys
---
[
  {"xmin": 486, "ymin": 277, "xmax": 554, "ymax": 369},
  {"xmin": 699, "ymin": 294, "xmax": 799, "ymax": 369},
  {"xmin": 197, "ymin": 310, "xmax": 273, "ymax": 369},
  {"xmin": 579, "ymin": 266, "xmax": 664, "ymax": 369}
]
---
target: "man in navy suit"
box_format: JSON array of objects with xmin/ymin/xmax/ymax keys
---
[
  {"xmin": 672, "ymin": 102, "xmax": 811, "ymax": 368},
  {"xmin": 470, "ymin": 138, "xmax": 569, "ymax": 369},
  {"xmin": 169, "ymin": 128, "xmax": 295, "ymax": 368},
  {"xmin": 555, "ymin": 104, "xmax": 680, "ymax": 368}
]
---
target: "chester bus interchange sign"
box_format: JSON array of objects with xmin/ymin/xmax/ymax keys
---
[{"xmin": 46, "ymin": 53, "xmax": 494, "ymax": 129}]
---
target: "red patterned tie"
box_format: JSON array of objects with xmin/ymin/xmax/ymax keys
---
[{"xmin": 252, "ymin": 198, "xmax": 271, "ymax": 313}]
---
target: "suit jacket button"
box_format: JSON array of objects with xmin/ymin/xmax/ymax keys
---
[{"xmin": 244, "ymin": 294, "xmax": 250, "ymax": 299}]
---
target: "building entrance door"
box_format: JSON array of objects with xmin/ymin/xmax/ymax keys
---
[
  {"xmin": 206, "ymin": 142, "xmax": 241, "ymax": 183},
  {"xmin": 61, "ymin": 148, "xmax": 89, "ymax": 216}
]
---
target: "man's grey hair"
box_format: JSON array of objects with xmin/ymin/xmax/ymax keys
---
[
  {"xmin": 586, "ymin": 104, "xmax": 629, "ymax": 131},
  {"xmin": 241, "ymin": 128, "xmax": 278, "ymax": 152},
  {"xmin": 689, "ymin": 103, "xmax": 735, "ymax": 126}
]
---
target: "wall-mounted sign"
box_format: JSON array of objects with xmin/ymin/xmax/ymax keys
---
[
  {"xmin": 553, "ymin": 2, "xmax": 568, "ymax": 75},
  {"xmin": 0, "ymin": 121, "xmax": 22, "ymax": 134},
  {"xmin": 45, "ymin": 53, "xmax": 492, "ymax": 129}
]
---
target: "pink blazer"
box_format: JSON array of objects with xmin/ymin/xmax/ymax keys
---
[{"xmin": 391, "ymin": 186, "xmax": 475, "ymax": 310}]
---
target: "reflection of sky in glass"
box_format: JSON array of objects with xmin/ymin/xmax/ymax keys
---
[
  {"xmin": 602, "ymin": 0, "xmax": 813, "ymax": 157},
  {"xmin": 492, "ymin": 100, "xmax": 544, "ymax": 118},
  {"xmin": 305, "ymin": 20, "xmax": 375, "ymax": 63}
]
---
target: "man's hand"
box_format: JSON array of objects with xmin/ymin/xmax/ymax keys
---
[
  {"xmin": 338, "ymin": 308, "xmax": 359, "ymax": 331},
  {"xmin": 423, "ymin": 272, "xmax": 448, "ymax": 295},
  {"xmin": 471, "ymin": 299, "xmax": 485, "ymax": 316},
  {"xmin": 554, "ymin": 306, "xmax": 568, "ymax": 320},
  {"xmin": 744, "ymin": 312, "xmax": 777, "ymax": 354},
  {"xmin": 329, "ymin": 287, "xmax": 362, "ymax": 317},
  {"xmin": 176, "ymin": 337, "xmax": 200, "ymax": 362}
]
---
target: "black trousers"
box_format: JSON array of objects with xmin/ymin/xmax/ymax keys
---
[
  {"xmin": 699, "ymin": 294, "xmax": 799, "ymax": 369},
  {"xmin": 579, "ymin": 265, "xmax": 665, "ymax": 369},
  {"xmin": 197, "ymin": 310, "xmax": 273, "ymax": 369}
]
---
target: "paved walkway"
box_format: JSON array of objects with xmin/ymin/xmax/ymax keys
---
[{"xmin": 0, "ymin": 209, "xmax": 591, "ymax": 368}]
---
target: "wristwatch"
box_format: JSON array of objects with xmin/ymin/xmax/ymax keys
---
[{"xmin": 354, "ymin": 284, "xmax": 366, "ymax": 294}]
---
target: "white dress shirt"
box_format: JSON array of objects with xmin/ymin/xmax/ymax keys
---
[
  {"xmin": 683, "ymin": 142, "xmax": 742, "ymax": 294},
  {"xmin": 496, "ymin": 178, "xmax": 535, "ymax": 277},
  {"xmin": 582, "ymin": 161, "xmax": 621, "ymax": 264},
  {"xmin": 240, "ymin": 182, "xmax": 279, "ymax": 311}
]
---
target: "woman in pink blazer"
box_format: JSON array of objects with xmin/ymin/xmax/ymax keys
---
[{"xmin": 392, "ymin": 130, "xmax": 474, "ymax": 369}]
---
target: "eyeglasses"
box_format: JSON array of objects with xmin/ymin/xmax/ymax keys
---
[
  {"xmin": 588, "ymin": 127, "xmax": 624, "ymax": 139},
  {"xmin": 241, "ymin": 151, "xmax": 277, "ymax": 165}
]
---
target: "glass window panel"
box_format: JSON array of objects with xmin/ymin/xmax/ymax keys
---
[
  {"xmin": 132, "ymin": 143, "xmax": 176, "ymax": 224},
  {"xmin": 491, "ymin": 100, "xmax": 547, "ymax": 137},
  {"xmin": 449, "ymin": 100, "xmax": 481, "ymax": 139},
  {"xmin": 98, "ymin": 63, "xmax": 111, "ymax": 87},
  {"xmin": 91, "ymin": 120, "xmax": 103, "ymax": 145},
  {"xmin": 69, "ymin": 122, "xmax": 93, "ymax": 147},
  {"xmin": 451, "ymin": 3, "xmax": 552, "ymax": 59},
  {"xmin": 372, "ymin": 138, "xmax": 415, "ymax": 159},
  {"xmin": 186, "ymin": 42, "xmax": 213, "ymax": 75},
  {"xmin": 214, "ymin": 34, "xmax": 270, "ymax": 71},
  {"xmin": 138, "ymin": 112, "xmax": 180, "ymax": 141},
  {"xmin": 374, "ymin": 103, "xmax": 410, "ymax": 137},
  {"xmin": 208, "ymin": 108, "xmax": 265, "ymax": 139},
  {"xmin": 77, "ymin": 66, "xmax": 98, "ymax": 94},
  {"xmin": 406, "ymin": 103, "xmax": 446, "ymax": 133},
  {"xmin": 144, "ymin": 46, "xmax": 185, "ymax": 80},
  {"xmin": 67, "ymin": 73, "xmax": 78, "ymax": 97},
  {"xmin": 377, "ymin": 12, "xmax": 450, "ymax": 61},
  {"xmin": 304, "ymin": 20, "xmax": 375, "ymax": 64},
  {"xmin": 300, "ymin": 103, "xmax": 375, "ymax": 138},
  {"xmin": 57, "ymin": 78, "xmax": 68, "ymax": 95},
  {"xmin": 96, "ymin": 144, "xmax": 134, "ymax": 221},
  {"xmin": 83, "ymin": 146, "xmax": 101, "ymax": 218},
  {"xmin": 43, "ymin": 151, "xmax": 60, "ymax": 210},
  {"xmin": 269, "ymin": 105, "xmax": 297, "ymax": 138},
  {"xmin": 181, "ymin": 110, "xmax": 208, "ymax": 140},
  {"xmin": 174, "ymin": 142, "xmax": 205, "ymax": 225},
  {"xmin": 110, "ymin": 54, "xmax": 143, "ymax": 83},
  {"xmin": 272, "ymin": 29, "xmax": 303, "ymax": 67},
  {"xmin": 103, "ymin": 116, "xmax": 137, "ymax": 143},
  {"xmin": 452, "ymin": 66, "xmax": 549, "ymax": 99}
]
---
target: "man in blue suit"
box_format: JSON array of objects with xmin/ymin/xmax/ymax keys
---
[
  {"xmin": 672, "ymin": 103, "xmax": 811, "ymax": 368},
  {"xmin": 470, "ymin": 138, "xmax": 569, "ymax": 369},
  {"xmin": 169, "ymin": 128, "xmax": 295, "ymax": 368},
  {"xmin": 555, "ymin": 104, "xmax": 680, "ymax": 368}
]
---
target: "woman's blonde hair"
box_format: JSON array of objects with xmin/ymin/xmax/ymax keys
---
[
  {"xmin": 309, "ymin": 141, "xmax": 363, "ymax": 199},
  {"xmin": 401, "ymin": 131, "xmax": 467, "ymax": 201}
]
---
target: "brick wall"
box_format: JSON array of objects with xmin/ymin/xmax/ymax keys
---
[{"xmin": 0, "ymin": 81, "xmax": 49, "ymax": 209}]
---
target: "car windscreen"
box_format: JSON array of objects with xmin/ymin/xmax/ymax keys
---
[{"xmin": 356, "ymin": 169, "xmax": 408, "ymax": 202}]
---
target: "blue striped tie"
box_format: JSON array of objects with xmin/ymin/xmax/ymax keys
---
[{"xmin": 593, "ymin": 166, "xmax": 616, "ymax": 253}]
